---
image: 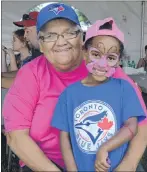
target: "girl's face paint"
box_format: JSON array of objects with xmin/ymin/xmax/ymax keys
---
[
  {"xmin": 85, "ymin": 36, "xmax": 121, "ymax": 79},
  {"xmin": 86, "ymin": 47, "xmax": 119, "ymax": 77}
]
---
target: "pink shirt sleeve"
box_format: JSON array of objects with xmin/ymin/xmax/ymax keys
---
[
  {"xmin": 113, "ymin": 67, "xmax": 147, "ymax": 125},
  {"xmin": 3, "ymin": 64, "xmax": 39, "ymax": 132}
]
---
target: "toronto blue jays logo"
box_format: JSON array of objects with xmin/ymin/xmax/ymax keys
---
[
  {"xmin": 74, "ymin": 100, "xmax": 117, "ymax": 154},
  {"xmin": 49, "ymin": 4, "xmax": 65, "ymax": 15}
]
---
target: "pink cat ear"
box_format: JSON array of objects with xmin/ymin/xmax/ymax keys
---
[{"xmin": 109, "ymin": 20, "xmax": 113, "ymax": 25}]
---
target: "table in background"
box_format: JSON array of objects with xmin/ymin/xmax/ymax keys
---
[{"xmin": 129, "ymin": 74, "xmax": 147, "ymax": 94}]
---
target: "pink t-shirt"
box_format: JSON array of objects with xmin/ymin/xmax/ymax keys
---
[
  {"xmin": 3, "ymin": 55, "xmax": 88, "ymax": 167},
  {"xmin": 3, "ymin": 56, "xmax": 147, "ymax": 168}
]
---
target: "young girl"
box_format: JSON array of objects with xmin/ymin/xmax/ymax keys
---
[
  {"xmin": 51, "ymin": 17, "xmax": 146, "ymax": 171},
  {"xmin": 3, "ymin": 29, "xmax": 31, "ymax": 71}
]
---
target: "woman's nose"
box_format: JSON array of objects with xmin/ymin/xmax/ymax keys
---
[{"xmin": 55, "ymin": 35, "xmax": 68, "ymax": 47}]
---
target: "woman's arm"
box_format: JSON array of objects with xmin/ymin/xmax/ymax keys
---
[
  {"xmin": 6, "ymin": 48, "xmax": 18, "ymax": 71},
  {"xmin": 7, "ymin": 129, "xmax": 61, "ymax": 171},
  {"xmin": 100, "ymin": 117, "xmax": 138, "ymax": 152},
  {"xmin": 115, "ymin": 123, "xmax": 147, "ymax": 171},
  {"xmin": 10, "ymin": 55, "xmax": 18, "ymax": 71},
  {"xmin": 95, "ymin": 118, "xmax": 138, "ymax": 171},
  {"xmin": 2, "ymin": 71, "xmax": 18, "ymax": 78},
  {"xmin": 2, "ymin": 48, "xmax": 8, "ymax": 72},
  {"xmin": 60, "ymin": 131, "xmax": 77, "ymax": 171},
  {"xmin": 113, "ymin": 66, "xmax": 147, "ymax": 171},
  {"xmin": 2, "ymin": 64, "xmax": 60, "ymax": 171},
  {"xmin": 2, "ymin": 77, "xmax": 15, "ymax": 88}
]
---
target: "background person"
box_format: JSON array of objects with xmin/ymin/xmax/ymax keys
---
[
  {"xmin": 137, "ymin": 45, "xmax": 147, "ymax": 71},
  {"xmin": 4, "ymin": 29, "xmax": 31, "ymax": 71},
  {"xmin": 2, "ymin": 12, "xmax": 42, "ymax": 89}
]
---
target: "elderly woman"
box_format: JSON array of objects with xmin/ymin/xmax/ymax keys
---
[{"xmin": 3, "ymin": 3, "xmax": 147, "ymax": 172}]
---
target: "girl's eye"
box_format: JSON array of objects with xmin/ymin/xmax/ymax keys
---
[
  {"xmin": 91, "ymin": 52, "xmax": 101, "ymax": 58},
  {"xmin": 108, "ymin": 55, "xmax": 117, "ymax": 61},
  {"xmin": 93, "ymin": 53, "xmax": 99, "ymax": 56},
  {"xmin": 108, "ymin": 57, "xmax": 114, "ymax": 60}
]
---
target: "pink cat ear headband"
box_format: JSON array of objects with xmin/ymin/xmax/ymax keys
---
[{"xmin": 84, "ymin": 17, "xmax": 124, "ymax": 45}]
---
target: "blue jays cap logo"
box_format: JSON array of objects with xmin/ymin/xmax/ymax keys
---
[
  {"xmin": 49, "ymin": 4, "xmax": 65, "ymax": 15},
  {"xmin": 74, "ymin": 100, "xmax": 117, "ymax": 154}
]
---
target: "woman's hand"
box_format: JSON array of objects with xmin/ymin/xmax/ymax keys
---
[
  {"xmin": 4, "ymin": 48, "xmax": 18, "ymax": 71},
  {"xmin": 5, "ymin": 48, "xmax": 15, "ymax": 57},
  {"xmin": 2, "ymin": 45, "xmax": 7, "ymax": 52},
  {"xmin": 2, "ymin": 45, "xmax": 9, "ymax": 72},
  {"xmin": 7, "ymin": 129, "xmax": 61, "ymax": 172},
  {"xmin": 2, "ymin": 46, "xmax": 15, "ymax": 58}
]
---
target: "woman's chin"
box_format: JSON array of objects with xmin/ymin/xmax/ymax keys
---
[{"xmin": 55, "ymin": 63, "xmax": 74, "ymax": 72}]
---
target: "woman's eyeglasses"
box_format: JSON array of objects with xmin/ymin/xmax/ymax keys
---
[{"xmin": 39, "ymin": 30, "xmax": 81, "ymax": 42}]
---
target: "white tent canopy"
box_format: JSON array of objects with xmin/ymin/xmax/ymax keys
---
[{"xmin": 2, "ymin": 1, "xmax": 147, "ymax": 64}]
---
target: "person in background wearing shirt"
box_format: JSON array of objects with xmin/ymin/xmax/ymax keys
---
[
  {"xmin": 3, "ymin": 29, "xmax": 31, "ymax": 71},
  {"xmin": 2, "ymin": 46, "xmax": 9, "ymax": 73},
  {"xmin": 51, "ymin": 18, "xmax": 146, "ymax": 172},
  {"xmin": 1, "ymin": 11, "xmax": 41, "ymax": 89},
  {"xmin": 136, "ymin": 45, "xmax": 147, "ymax": 113},
  {"xmin": 2, "ymin": 3, "xmax": 147, "ymax": 172},
  {"xmin": 137, "ymin": 45, "xmax": 147, "ymax": 71},
  {"xmin": 13, "ymin": 11, "xmax": 41, "ymax": 54}
]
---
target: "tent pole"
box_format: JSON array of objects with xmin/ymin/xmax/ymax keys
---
[{"xmin": 140, "ymin": 1, "xmax": 145, "ymax": 59}]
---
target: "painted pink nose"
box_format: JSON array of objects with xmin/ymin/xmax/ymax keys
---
[{"xmin": 98, "ymin": 57, "xmax": 107, "ymax": 67}]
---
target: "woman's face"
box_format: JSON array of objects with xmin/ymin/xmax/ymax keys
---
[
  {"xmin": 39, "ymin": 19, "xmax": 83, "ymax": 72},
  {"xmin": 12, "ymin": 34, "xmax": 25, "ymax": 52},
  {"xmin": 85, "ymin": 35, "xmax": 121, "ymax": 82}
]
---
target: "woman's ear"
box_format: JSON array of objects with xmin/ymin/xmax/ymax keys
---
[
  {"xmin": 82, "ymin": 46, "xmax": 89, "ymax": 61},
  {"xmin": 39, "ymin": 40, "xmax": 44, "ymax": 53}
]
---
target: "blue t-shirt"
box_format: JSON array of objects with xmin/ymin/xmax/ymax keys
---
[{"xmin": 51, "ymin": 78, "xmax": 146, "ymax": 171}]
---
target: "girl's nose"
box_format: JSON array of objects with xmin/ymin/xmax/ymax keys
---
[{"xmin": 98, "ymin": 56, "xmax": 107, "ymax": 67}]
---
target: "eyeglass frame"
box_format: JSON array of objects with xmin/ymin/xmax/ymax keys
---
[{"xmin": 38, "ymin": 29, "xmax": 81, "ymax": 42}]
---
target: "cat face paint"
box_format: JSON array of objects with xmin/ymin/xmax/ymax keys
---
[{"xmin": 86, "ymin": 47, "xmax": 120, "ymax": 77}]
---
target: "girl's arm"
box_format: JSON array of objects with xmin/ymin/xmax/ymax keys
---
[{"xmin": 60, "ymin": 131, "xmax": 78, "ymax": 171}]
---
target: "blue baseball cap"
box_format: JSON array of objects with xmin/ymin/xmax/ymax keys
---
[{"xmin": 37, "ymin": 3, "xmax": 81, "ymax": 33}]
